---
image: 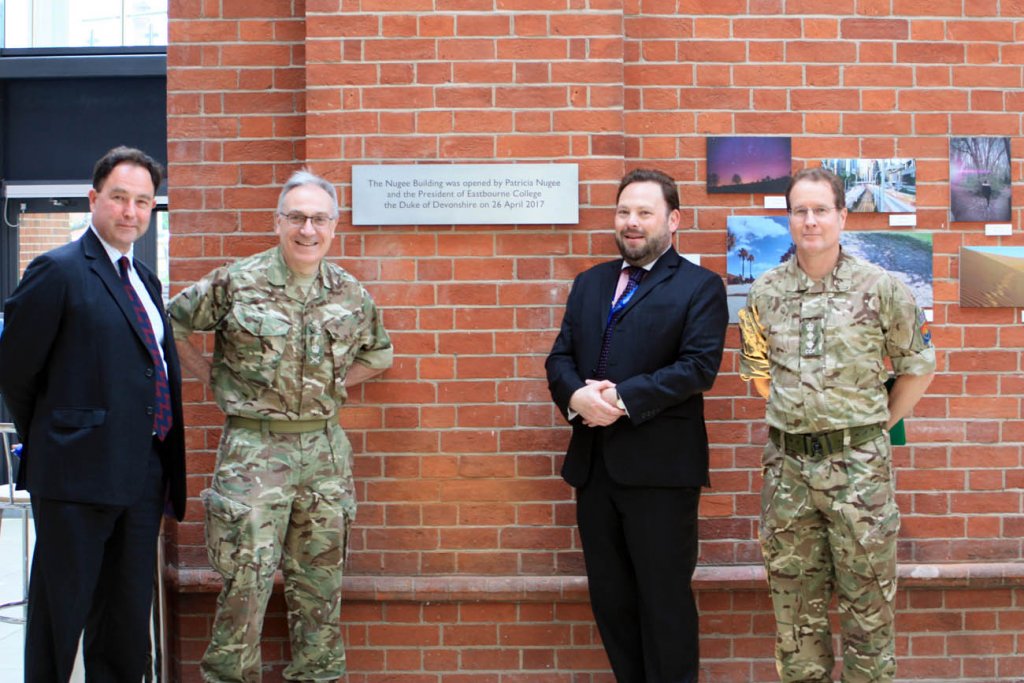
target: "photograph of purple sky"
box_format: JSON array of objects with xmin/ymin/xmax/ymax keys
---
[{"xmin": 707, "ymin": 136, "xmax": 792, "ymax": 194}]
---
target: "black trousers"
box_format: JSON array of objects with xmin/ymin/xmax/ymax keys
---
[
  {"xmin": 26, "ymin": 446, "xmax": 164, "ymax": 683},
  {"xmin": 576, "ymin": 444, "xmax": 702, "ymax": 683}
]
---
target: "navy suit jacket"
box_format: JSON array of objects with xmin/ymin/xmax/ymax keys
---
[
  {"xmin": 0, "ymin": 228, "xmax": 186, "ymax": 520},
  {"xmin": 546, "ymin": 248, "xmax": 728, "ymax": 489}
]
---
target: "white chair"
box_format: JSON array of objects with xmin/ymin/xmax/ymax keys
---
[{"xmin": 0, "ymin": 422, "xmax": 30, "ymax": 626}]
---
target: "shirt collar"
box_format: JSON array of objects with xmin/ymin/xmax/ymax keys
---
[
  {"xmin": 785, "ymin": 248, "xmax": 852, "ymax": 292},
  {"xmin": 268, "ymin": 246, "xmax": 330, "ymax": 289},
  {"xmin": 89, "ymin": 224, "xmax": 134, "ymax": 270},
  {"xmin": 620, "ymin": 246, "xmax": 669, "ymax": 273}
]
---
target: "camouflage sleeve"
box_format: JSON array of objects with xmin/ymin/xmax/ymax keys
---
[
  {"xmin": 738, "ymin": 297, "xmax": 771, "ymax": 381},
  {"xmin": 352, "ymin": 292, "xmax": 393, "ymax": 370},
  {"xmin": 881, "ymin": 275, "xmax": 936, "ymax": 376},
  {"xmin": 167, "ymin": 267, "xmax": 233, "ymax": 341}
]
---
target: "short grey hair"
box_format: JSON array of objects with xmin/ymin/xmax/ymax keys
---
[{"xmin": 276, "ymin": 169, "xmax": 339, "ymax": 217}]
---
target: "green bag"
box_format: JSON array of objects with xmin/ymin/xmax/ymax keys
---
[{"xmin": 884, "ymin": 377, "xmax": 906, "ymax": 446}]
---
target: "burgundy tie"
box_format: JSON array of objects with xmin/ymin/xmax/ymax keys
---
[
  {"xmin": 118, "ymin": 257, "xmax": 172, "ymax": 440},
  {"xmin": 594, "ymin": 266, "xmax": 645, "ymax": 380}
]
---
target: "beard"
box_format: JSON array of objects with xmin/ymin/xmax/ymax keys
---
[{"xmin": 615, "ymin": 229, "xmax": 671, "ymax": 267}]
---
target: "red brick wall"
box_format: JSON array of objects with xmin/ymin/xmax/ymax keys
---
[
  {"xmin": 166, "ymin": 2, "xmax": 1024, "ymax": 680},
  {"xmin": 16, "ymin": 214, "xmax": 83, "ymax": 276}
]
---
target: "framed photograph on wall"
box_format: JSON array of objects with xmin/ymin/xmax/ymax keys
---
[
  {"xmin": 707, "ymin": 137, "xmax": 791, "ymax": 195},
  {"xmin": 843, "ymin": 230, "xmax": 933, "ymax": 307},
  {"xmin": 960, "ymin": 246, "xmax": 1024, "ymax": 307},
  {"xmin": 727, "ymin": 217, "xmax": 934, "ymax": 322},
  {"xmin": 820, "ymin": 158, "xmax": 916, "ymax": 213},
  {"xmin": 949, "ymin": 137, "xmax": 1012, "ymax": 223},
  {"xmin": 726, "ymin": 215, "xmax": 792, "ymax": 322}
]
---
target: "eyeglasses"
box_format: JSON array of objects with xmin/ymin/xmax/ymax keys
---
[
  {"xmin": 789, "ymin": 206, "xmax": 837, "ymax": 221},
  {"xmin": 278, "ymin": 212, "xmax": 335, "ymax": 229}
]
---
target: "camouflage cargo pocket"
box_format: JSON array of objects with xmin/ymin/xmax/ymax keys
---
[
  {"xmin": 315, "ymin": 485, "xmax": 357, "ymax": 567},
  {"xmin": 221, "ymin": 303, "xmax": 291, "ymax": 387},
  {"xmin": 837, "ymin": 496, "xmax": 900, "ymax": 603},
  {"xmin": 341, "ymin": 496, "xmax": 356, "ymax": 565},
  {"xmin": 842, "ymin": 435, "xmax": 897, "ymax": 548},
  {"xmin": 823, "ymin": 292, "xmax": 886, "ymax": 388},
  {"xmin": 201, "ymin": 487, "xmax": 252, "ymax": 577},
  {"xmin": 838, "ymin": 437, "xmax": 900, "ymax": 600},
  {"xmin": 324, "ymin": 312, "xmax": 364, "ymax": 394}
]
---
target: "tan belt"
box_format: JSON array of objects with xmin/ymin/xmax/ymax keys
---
[
  {"xmin": 227, "ymin": 416, "xmax": 332, "ymax": 434},
  {"xmin": 769, "ymin": 423, "xmax": 884, "ymax": 459}
]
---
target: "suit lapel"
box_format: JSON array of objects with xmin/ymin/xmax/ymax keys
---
[
  {"xmin": 82, "ymin": 230, "xmax": 151, "ymax": 351},
  {"xmin": 595, "ymin": 260, "xmax": 624, "ymax": 333}
]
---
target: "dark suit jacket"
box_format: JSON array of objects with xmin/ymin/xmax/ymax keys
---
[
  {"xmin": 0, "ymin": 228, "xmax": 186, "ymax": 520},
  {"xmin": 546, "ymin": 248, "xmax": 728, "ymax": 489}
]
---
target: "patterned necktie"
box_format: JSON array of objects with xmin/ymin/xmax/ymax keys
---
[
  {"xmin": 594, "ymin": 266, "xmax": 646, "ymax": 380},
  {"xmin": 118, "ymin": 256, "xmax": 172, "ymax": 440}
]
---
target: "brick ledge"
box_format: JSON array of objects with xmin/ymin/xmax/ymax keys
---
[{"xmin": 166, "ymin": 562, "xmax": 1024, "ymax": 600}]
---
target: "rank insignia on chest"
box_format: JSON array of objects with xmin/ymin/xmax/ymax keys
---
[{"xmin": 800, "ymin": 316, "xmax": 823, "ymax": 358}]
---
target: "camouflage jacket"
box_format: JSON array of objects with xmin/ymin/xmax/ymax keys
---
[
  {"xmin": 739, "ymin": 251, "xmax": 935, "ymax": 433},
  {"xmin": 168, "ymin": 247, "xmax": 393, "ymax": 420}
]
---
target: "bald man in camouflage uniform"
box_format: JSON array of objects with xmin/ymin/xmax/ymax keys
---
[
  {"xmin": 738, "ymin": 167, "xmax": 934, "ymax": 683},
  {"xmin": 169, "ymin": 170, "xmax": 393, "ymax": 682}
]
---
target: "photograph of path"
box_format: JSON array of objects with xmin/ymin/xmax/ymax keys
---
[
  {"xmin": 949, "ymin": 137, "xmax": 1011, "ymax": 223},
  {"xmin": 843, "ymin": 230, "xmax": 933, "ymax": 307},
  {"xmin": 820, "ymin": 158, "xmax": 917, "ymax": 213}
]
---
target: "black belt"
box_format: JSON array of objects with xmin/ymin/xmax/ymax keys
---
[{"xmin": 769, "ymin": 424, "xmax": 884, "ymax": 458}]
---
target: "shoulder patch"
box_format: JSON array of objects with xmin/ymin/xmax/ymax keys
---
[{"xmin": 917, "ymin": 309, "xmax": 931, "ymax": 346}]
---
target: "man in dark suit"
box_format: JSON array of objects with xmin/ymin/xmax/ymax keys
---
[
  {"xmin": 546, "ymin": 168, "xmax": 728, "ymax": 682},
  {"xmin": 0, "ymin": 146, "xmax": 186, "ymax": 682}
]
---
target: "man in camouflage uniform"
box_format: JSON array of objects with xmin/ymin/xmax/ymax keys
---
[
  {"xmin": 738, "ymin": 167, "xmax": 935, "ymax": 683},
  {"xmin": 169, "ymin": 170, "xmax": 393, "ymax": 682}
]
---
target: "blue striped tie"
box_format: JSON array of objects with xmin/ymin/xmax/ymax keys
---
[{"xmin": 594, "ymin": 266, "xmax": 645, "ymax": 379}]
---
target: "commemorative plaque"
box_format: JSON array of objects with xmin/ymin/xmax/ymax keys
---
[{"xmin": 352, "ymin": 163, "xmax": 579, "ymax": 225}]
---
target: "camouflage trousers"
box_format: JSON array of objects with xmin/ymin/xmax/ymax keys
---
[
  {"xmin": 759, "ymin": 430, "xmax": 899, "ymax": 683},
  {"xmin": 200, "ymin": 422, "xmax": 356, "ymax": 683}
]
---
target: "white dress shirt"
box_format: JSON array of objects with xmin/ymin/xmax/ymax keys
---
[{"xmin": 89, "ymin": 225, "xmax": 168, "ymax": 374}]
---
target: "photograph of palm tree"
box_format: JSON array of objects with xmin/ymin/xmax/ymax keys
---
[
  {"xmin": 949, "ymin": 137, "xmax": 1011, "ymax": 223},
  {"xmin": 727, "ymin": 215, "xmax": 933, "ymax": 323},
  {"xmin": 726, "ymin": 215, "xmax": 792, "ymax": 322},
  {"xmin": 707, "ymin": 136, "xmax": 791, "ymax": 195}
]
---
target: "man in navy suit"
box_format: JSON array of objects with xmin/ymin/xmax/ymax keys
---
[
  {"xmin": 546, "ymin": 168, "xmax": 728, "ymax": 682},
  {"xmin": 0, "ymin": 146, "xmax": 186, "ymax": 682}
]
